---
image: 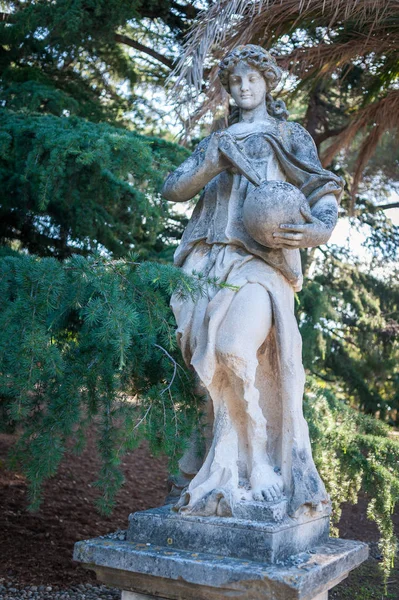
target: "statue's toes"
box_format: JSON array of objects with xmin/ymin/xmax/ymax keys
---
[
  {"xmin": 173, "ymin": 490, "xmax": 190, "ymax": 511},
  {"xmin": 261, "ymin": 483, "xmax": 284, "ymax": 503},
  {"xmin": 262, "ymin": 488, "xmax": 276, "ymax": 502},
  {"xmin": 252, "ymin": 491, "xmax": 264, "ymax": 502}
]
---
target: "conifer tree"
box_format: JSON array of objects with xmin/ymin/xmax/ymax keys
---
[
  {"xmin": 0, "ymin": 110, "xmax": 189, "ymax": 257},
  {"xmin": 0, "ymin": 250, "xmax": 206, "ymax": 511},
  {"xmin": 0, "ymin": 0, "xmax": 200, "ymax": 256}
]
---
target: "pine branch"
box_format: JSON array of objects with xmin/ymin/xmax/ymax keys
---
[
  {"xmin": 170, "ymin": 2, "xmax": 199, "ymax": 19},
  {"xmin": 114, "ymin": 34, "xmax": 174, "ymax": 69},
  {"xmin": 376, "ymin": 202, "xmax": 399, "ymax": 211}
]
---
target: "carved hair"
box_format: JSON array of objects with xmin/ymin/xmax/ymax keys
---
[{"xmin": 218, "ymin": 44, "xmax": 288, "ymax": 122}]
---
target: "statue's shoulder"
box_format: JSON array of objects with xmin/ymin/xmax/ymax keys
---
[
  {"xmin": 187, "ymin": 134, "xmax": 213, "ymax": 163},
  {"xmin": 194, "ymin": 133, "xmax": 214, "ymax": 150},
  {"xmin": 279, "ymin": 120, "xmax": 319, "ymax": 161},
  {"xmin": 278, "ymin": 120, "xmax": 314, "ymax": 144}
]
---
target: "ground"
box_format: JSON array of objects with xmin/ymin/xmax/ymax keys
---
[{"xmin": 0, "ymin": 429, "xmax": 398, "ymax": 599}]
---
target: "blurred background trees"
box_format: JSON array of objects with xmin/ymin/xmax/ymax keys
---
[{"xmin": 0, "ymin": 0, "xmax": 398, "ymax": 571}]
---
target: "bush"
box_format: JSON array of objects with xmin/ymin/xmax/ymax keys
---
[{"xmin": 306, "ymin": 381, "xmax": 399, "ymax": 579}]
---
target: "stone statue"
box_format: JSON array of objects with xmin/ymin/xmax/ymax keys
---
[
  {"xmin": 75, "ymin": 45, "xmax": 368, "ymax": 600},
  {"xmin": 162, "ymin": 45, "xmax": 343, "ymax": 519}
]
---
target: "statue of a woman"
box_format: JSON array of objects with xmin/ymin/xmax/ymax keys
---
[{"xmin": 162, "ymin": 45, "xmax": 343, "ymax": 518}]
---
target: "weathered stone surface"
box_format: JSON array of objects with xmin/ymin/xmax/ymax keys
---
[
  {"xmin": 127, "ymin": 505, "xmax": 330, "ymax": 563},
  {"xmin": 162, "ymin": 44, "xmax": 344, "ymax": 519},
  {"xmin": 74, "ymin": 534, "xmax": 368, "ymax": 600},
  {"xmin": 232, "ymin": 498, "xmax": 291, "ymax": 522},
  {"xmin": 121, "ymin": 593, "xmax": 325, "ymax": 600}
]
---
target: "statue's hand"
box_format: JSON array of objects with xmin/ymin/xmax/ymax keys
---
[
  {"xmin": 203, "ymin": 132, "xmax": 233, "ymax": 171},
  {"xmin": 272, "ymin": 205, "xmax": 332, "ymax": 249}
]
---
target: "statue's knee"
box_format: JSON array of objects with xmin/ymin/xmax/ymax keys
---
[
  {"xmin": 215, "ymin": 332, "xmax": 239, "ymax": 366},
  {"xmin": 215, "ymin": 341, "xmax": 256, "ymax": 381}
]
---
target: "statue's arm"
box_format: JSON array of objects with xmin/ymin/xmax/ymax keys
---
[
  {"xmin": 294, "ymin": 124, "xmax": 340, "ymax": 240},
  {"xmin": 273, "ymin": 123, "xmax": 341, "ymax": 249},
  {"xmin": 272, "ymin": 192, "xmax": 339, "ymax": 249},
  {"xmin": 309, "ymin": 193, "xmax": 338, "ymax": 232},
  {"xmin": 162, "ymin": 134, "xmax": 227, "ymax": 203}
]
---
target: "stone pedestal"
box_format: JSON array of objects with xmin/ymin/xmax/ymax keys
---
[
  {"xmin": 126, "ymin": 503, "xmax": 330, "ymax": 563},
  {"xmin": 73, "ymin": 503, "xmax": 368, "ymax": 600}
]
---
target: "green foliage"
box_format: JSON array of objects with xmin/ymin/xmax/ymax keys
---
[
  {"xmin": 0, "ymin": 2, "xmax": 195, "ymax": 261},
  {"xmin": 330, "ymin": 560, "xmax": 398, "ymax": 600},
  {"xmin": 0, "ymin": 251, "xmax": 216, "ymax": 512},
  {"xmin": 305, "ymin": 381, "xmax": 399, "ymax": 580},
  {"xmin": 298, "ymin": 251, "xmax": 399, "ymax": 421},
  {"xmin": 0, "ymin": 0, "xmax": 194, "ymax": 122},
  {"xmin": 0, "ymin": 108, "xmax": 189, "ymax": 257}
]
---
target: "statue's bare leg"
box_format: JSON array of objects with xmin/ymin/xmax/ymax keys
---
[{"xmin": 215, "ymin": 283, "xmax": 283, "ymax": 502}]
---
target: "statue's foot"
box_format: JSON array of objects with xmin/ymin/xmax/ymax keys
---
[
  {"xmin": 174, "ymin": 488, "xmax": 234, "ymax": 517},
  {"xmin": 250, "ymin": 463, "xmax": 283, "ymax": 503}
]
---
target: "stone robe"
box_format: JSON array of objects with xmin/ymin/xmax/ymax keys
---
[{"xmin": 166, "ymin": 118, "xmax": 343, "ymax": 517}]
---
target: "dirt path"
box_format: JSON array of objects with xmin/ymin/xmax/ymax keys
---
[{"xmin": 0, "ymin": 430, "xmax": 167, "ymax": 585}]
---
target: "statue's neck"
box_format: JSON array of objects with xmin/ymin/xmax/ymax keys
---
[{"xmin": 239, "ymin": 102, "xmax": 269, "ymax": 123}]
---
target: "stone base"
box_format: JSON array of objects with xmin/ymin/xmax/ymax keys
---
[
  {"xmin": 127, "ymin": 504, "xmax": 330, "ymax": 563},
  {"xmin": 74, "ymin": 504, "xmax": 367, "ymax": 599},
  {"xmin": 121, "ymin": 593, "xmax": 328, "ymax": 600},
  {"xmin": 74, "ymin": 533, "xmax": 368, "ymax": 600},
  {"xmin": 122, "ymin": 593, "xmax": 168, "ymax": 600}
]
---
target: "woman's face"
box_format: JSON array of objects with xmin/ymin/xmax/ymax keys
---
[{"xmin": 228, "ymin": 61, "xmax": 267, "ymax": 110}]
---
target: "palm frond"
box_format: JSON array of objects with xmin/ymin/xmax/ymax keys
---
[
  {"xmin": 169, "ymin": 0, "xmax": 266, "ymax": 94},
  {"xmin": 171, "ymin": 0, "xmax": 397, "ymax": 96},
  {"xmin": 322, "ymin": 90, "xmax": 399, "ymax": 210},
  {"xmin": 170, "ymin": 0, "xmax": 399, "ymax": 196},
  {"xmin": 284, "ymin": 35, "xmax": 398, "ymax": 81}
]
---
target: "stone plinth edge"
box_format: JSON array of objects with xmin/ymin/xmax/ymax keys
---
[{"xmin": 74, "ymin": 535, "xmax": 368, "ymax": 600}]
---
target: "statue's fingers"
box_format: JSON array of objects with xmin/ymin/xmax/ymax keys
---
[
  {"xmin": 279, "ymin": 223, "xmax": 306, "ymax": 232},
  {"xmin": 273, "ymin": 232, "xmax": 303, "ymax": 240},
  {"xmin": 300, "ymin": 205, "xmax": 315, "ymax": 223},
  {"xmin": 275, "ymin": 240, "xmax": 301, "ymax": 248}
]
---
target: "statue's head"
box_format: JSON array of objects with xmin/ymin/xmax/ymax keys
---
[
  {"xmin": 219, "ymin": 45, "xmax": 282, "ymax": 93},
  {"xmin": 218, "ymin": 45, "xmax": 287, "ymax": 120}
]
